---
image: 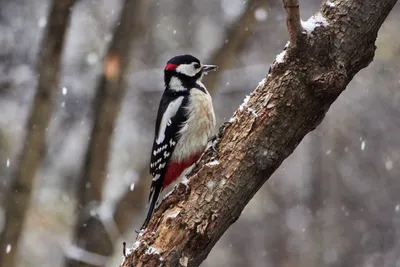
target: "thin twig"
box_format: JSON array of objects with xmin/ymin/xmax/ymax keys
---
[{"xmin": 283, "ymin": 0, "xmax": 302, "ymax": 48}]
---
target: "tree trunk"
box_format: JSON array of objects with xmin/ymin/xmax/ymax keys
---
[
  {"xmin": 65, "ymin": 1, "xmax": 148, "ymax": 267},
  {"xmin": 0, "ymin": 1, "xmax": 76, "ymax": 266},
  {"xmin": 121, "ymin": 0, "xmax": 398, "ymax": 266}
]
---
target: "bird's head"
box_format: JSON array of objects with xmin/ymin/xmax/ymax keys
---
[{"xmin": 164, "ymin": 54, "xmax": 217, "ymax": 92}]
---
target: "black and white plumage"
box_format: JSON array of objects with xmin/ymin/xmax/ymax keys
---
[{"xmin": 141, "ymin": 54, "xmax": 217, "ymax": 230}]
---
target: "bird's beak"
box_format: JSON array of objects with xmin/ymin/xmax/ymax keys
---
[{"xmin": 202, "ymin": 64, "xmax": 218, "ymax": 73}]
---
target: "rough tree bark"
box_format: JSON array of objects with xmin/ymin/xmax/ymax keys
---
[
  {"xmin": 0, "ymin": 1, "xmax": 76, "ymax": 266},
  {"xmin": 121, "ymin": 0, "xmax": 397, "ymax": 266},
  {"xmin": 65, "ymin": 1, "xmax": 148, "ymax": 267}
]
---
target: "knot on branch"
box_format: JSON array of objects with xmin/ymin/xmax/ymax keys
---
[{"xmin": 255, "ymin": 148, "xmax": 280, "ymax": 171}]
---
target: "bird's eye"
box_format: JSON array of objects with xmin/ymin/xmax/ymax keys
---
[{"xmin": 194, "ymin": 63, "xmax": 200, "ymax": 69}]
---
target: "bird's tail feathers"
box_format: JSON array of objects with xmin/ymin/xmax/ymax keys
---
[{"xmin": 141, "ymin": 181, "xmax": 162, "ymax": 230}]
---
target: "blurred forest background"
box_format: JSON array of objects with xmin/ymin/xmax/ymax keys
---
[{"xmin": 0, "ymin": 0, "xmax": 400, "ymax": 267}]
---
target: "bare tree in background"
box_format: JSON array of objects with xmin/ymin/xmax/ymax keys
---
[
  {"xmin": 0, "ymin": 1, "xmax": 77, "ymax": 266},
  {"xmin": 121, "ymin": 0, "xmax": 398, "ymax": 266},
  {"xmin": 64, "ymin": 1, "xmax": 148, "ymax": 266},
  {"xmin": 204, "ymin": 0, "xmax": 271, "ymax": 92}
]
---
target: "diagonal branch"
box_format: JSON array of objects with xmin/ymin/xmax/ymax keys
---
[
  {"xmin": 0, "ymin": 1, "xmax": 77, "ymax": 266},
  {"xmin": 121, "ymin": 0, "xmax": 398, "ymax": 266}
]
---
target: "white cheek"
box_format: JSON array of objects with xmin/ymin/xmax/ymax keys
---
[{"xmin": 176, "ymin": 63, "xmax": 199, "ymax": 77}]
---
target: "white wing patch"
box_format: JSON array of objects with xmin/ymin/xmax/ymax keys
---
[{"xmin": 156, "ymin": 96, "xmax": 184, "ymax": 145}]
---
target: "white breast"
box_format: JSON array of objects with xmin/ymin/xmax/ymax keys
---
[{"xmin": 171, "ymin": 87, "xmax": 216, "ymax": 162}]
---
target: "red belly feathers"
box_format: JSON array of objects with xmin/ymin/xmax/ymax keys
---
[{"xmin": 163, "ymin": 151, "xmax": 203, "ymax": 188}]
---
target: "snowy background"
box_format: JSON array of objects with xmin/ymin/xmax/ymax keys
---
[{"xmin": 1, "ymin": 0, "xmax": 400, "ymax": 266}]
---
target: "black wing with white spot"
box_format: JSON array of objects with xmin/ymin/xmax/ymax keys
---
[
  {"xmin": 141, "ymin": 92, "xmax": 189, "ymax": 229},
  {"xmin": 149, "ymin": 93, "xmax": 188, "ymax": 180}
]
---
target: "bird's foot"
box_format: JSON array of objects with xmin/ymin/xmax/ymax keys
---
[{"xmin": 208, "ymin": 121, "xmax": 232, "ymax": 155}]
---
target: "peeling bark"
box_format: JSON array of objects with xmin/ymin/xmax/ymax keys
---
[
  {"xmin": 121, "ymin": 0, "xmax": 398, "ymax": 266},
  {"xmin": 0, "ymin": 1, "xmax": 76, "ymax": 266}
]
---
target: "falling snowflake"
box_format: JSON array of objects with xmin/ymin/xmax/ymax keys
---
[
  {"xmin": 385, "ymin": 158, "xmax": 393, "ymax": 170},
  {"xmin": 38, "ymin": 17, "xmax": 47, "ymax": 28},
  {"xmin": 361, "ymin": 140, "xmax": 365, "ymax": 151},
  {"xmin": 86, "ymin": 52, "xmax": 99, "ymax": 65},
  {"xmin": 254, "ymin": 8, "xmax": 267, "ymax": 21}
]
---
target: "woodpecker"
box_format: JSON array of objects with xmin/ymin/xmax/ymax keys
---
[{"xmin": 141, "ymin": 54, "xmax": 217, "ymax": 230}]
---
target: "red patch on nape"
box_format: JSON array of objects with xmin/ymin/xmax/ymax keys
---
[
  {"xmin": 165, "ymin": 63, "xmax": 178, "ymax": 71},
  {"xmin": 163, "ymin": 152, "xmax": 203, "ymax": 188}
]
